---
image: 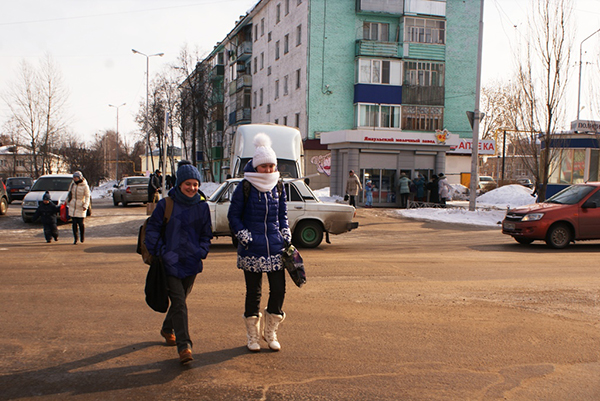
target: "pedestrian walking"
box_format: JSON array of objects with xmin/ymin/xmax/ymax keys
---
[
  {"xmin": 32, "ymin": 191, "xmax": 60, "ymax": 243},
  {"xmin": 144, "ymin": 163, "xmax": 212, "ymax": 364},
  {"xmin": 148, "ymin": 170, "xmax": 162, "ymax": 203},
  {"xmin": 345, "ymin": 170, "xmax": 362, "ymax": 208},
  {"xmin": 228, "ymin": 133, "xmax": 292, "ymax": 352},
  {"xmin": 365, "ymin": 180, "xmax": 374, "ymax": 207},
  {"xmin": 68, "ymin": 171, "xmax": 91, "ymax": 244},
  {"xmin": 398, "ymin": 173, "xmax": 411, "ymax": 208}
]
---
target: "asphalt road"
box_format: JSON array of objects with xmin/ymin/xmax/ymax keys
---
[{"xmin": 1, "ymin": 198, "xmax": 599, "ymax": 400}]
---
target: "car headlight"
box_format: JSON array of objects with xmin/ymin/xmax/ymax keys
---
[
  {"xmin": 23, "ymin": 200, "xmax": 38, "ymax": 207},
  {"xmin": 522, "ymin": 213, "xmax": 544, "ymax": 221}
]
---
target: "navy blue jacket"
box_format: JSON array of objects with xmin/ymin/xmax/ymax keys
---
[
  {"xmin": 228, "ymin": 164, "xmax": 290, "ymax": 273},
  {"xmin": 32, "ymin": 201, "xmax": 60, "ymax": 225},
  {"xmin": 145, "ymin": 189, "xmax": 212, "ymax": 279}
]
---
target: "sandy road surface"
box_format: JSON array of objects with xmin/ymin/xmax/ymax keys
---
[{"xmin": 1, "ymin": 198, "xmax": 599, "ymax": 400}]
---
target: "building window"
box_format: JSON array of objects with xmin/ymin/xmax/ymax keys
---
[
  {"xmin": 260, "ymin": 88, "xmax": 264, "ymax": 106},
  {"xmin": 253, "ymin": 57, "xmax": 258, "ymax": 74},
  {"xmin": 268, "ymin": 32, "xmax": 272, "ymax": 42},
  {"xmin": 254, "ymin": 25, "xmax": 258, "ymax": 41},
  {"xmin": 285, "ymin": 0, "xmax": 290, "ymax": 15},
  {"xmin": 284, "ymin": 34, "xmax": 289, "ymax": 54},
  {"xmin": 356, "ymin": 58, "xmax": 402, "ymax": 85},
  {"xmin": 295, "ymin": 112, "xmax": 300, "ymax": 128},
  {"xmin": 404, "ymin": 61, "xmax": 445, "ymax": 86},
  {"xmin": 401, "ymin": 106, "xmax": 443, "ymax": 131},
  {"xmin": 283, "ymin": 75, "xmax": 289, "ymax": 95},
  {"xmin": 253, "ymin": 91, "xmax": 257, "ymax": 108},
  {"xmin": 275, "ymin": 40, "xmax": 280, "ymax": 60},
  {"xmin": 283, "ymin": 116, "xmax": 288, "ymax": 126},
  {"xmin": 295, "ymin": 68, "xmax": 301, "ymax": 89},
  {"xmin": 405, "ymin": 17, "xmax": 445, "ymax": 44},
  {"xmin": 297, "ymin": 0, "xmax": 302, "ymax": 5},
  {"xmin": 260, "ymin": 52, "xmax": 264, "ymax": 70},
  {"xmin": 275, "ymin": 118, "xmax": 279, "ymax": 124},
  {"xmin": 296, "ymin": 24, "xmax": 302, "ymax": 46},
  {"xmin": 261, "ymin": 18, "xmax": 265, "ymax": 36},
  {"xmin": 276, "ymin": 4, "xmax": 281, "ymax": 23},
  {"xmin": 363, "ymin": 22, "xmax": 389, "ymax": 41},
  {"xmin": 267, "ymin": 66, "xmax": 272, "ymax": 76},
  {"xmin": 356, "ymin": 103, "xmax": 401, "ymax": 128},
  {"xmin": 267, "ymin": 104, "xmax": 271, "ymax": 113},
  {"xmin": 275, "ymin": 79, "xmax": 280, "ymax": 99}
]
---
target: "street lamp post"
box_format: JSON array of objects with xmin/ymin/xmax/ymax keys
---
[
  {"xmin": 132, "ymin": 49, "xmax": 164, "ymax": 173},
  {"xmin": 109, "ymin": 103, "xmax": 126, "ymax": 181},
  {"xmin": 577, "ymin": 28, "xmax": 600, "ymax": 121}
]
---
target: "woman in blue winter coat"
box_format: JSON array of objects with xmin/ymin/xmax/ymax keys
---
[
  {"xmin": 145, "ymin": 162, "xmax": 212, "ymax": 364},
  {"xmin": 228, "ymin": 133, "xmax": 291, "ymax": 352}
]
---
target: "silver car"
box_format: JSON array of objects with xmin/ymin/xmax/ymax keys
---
[
  {"xmin": 208, "ymin": 178, "xmax": 359, "ymax": 248},
  {"xmin": 112, "ymin": 176, "xmax": 150, "ymax": 206}
]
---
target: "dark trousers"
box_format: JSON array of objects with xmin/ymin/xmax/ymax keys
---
[
  {"xmin": 400, "ymin": 193, "xmax": 409, "ymax": 208},
  {"xmin": 349, "ymin": 195, "xmax": 357, "ymax": 208},
  {"xmin": 43, "ymin": 223, "xmax": 58, "ymax": 241},
  {"xmin": 244, "ymin": 269, "xmax": 286, "ymax": 317},
  {"xmin": 163, "ymin": 275, "xmax": 196, "ymax": 352},
  {"xmin": 72, "ymin": 217, "xmax": 85, "ymax": 242}
]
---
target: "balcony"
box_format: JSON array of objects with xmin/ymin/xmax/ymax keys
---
[
  {"xmin": 209, "ymin": 120, "xmax": 224, "ymax": 133},
  {"xmin": 236, "ymin": 74, "xmax": 252, "ymax": 91},
  {"xmin": 404, "ymin": 0, "xmax": 446, "ymax": 16},
  {"xmin": 356, "ymin": 40, "xmax": 402, "ymax": 58},
  {"xmin": 236, "ymin": 108, "xmax": 251, "ymax": 123},
  {"xmin": 401, "ymin": 85, "xmax": 445, "ymax": 106},
  {"xmin": 356, "ymin": 0, "xmax": 404, "ymax": 15},
  {"xmin": 236, "ymin": 41, "xmax": 252, "ymax": 62},
  {"xmin": 210, "ymin": 64, "xmax": 224, "ymax": 79},
  {"xmin": 210, "ymin": 146, "xmax": 223, "ymax": 159}
]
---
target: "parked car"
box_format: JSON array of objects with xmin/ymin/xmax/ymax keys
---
[
  {"xmin": 478, "ymin": 175, "xmax": 497, "ymax": 192},
  {"xmin": 21, "ymin": 174, "xmax": 92, "ymax": 222},
  {"xmin": 0, "ymin": 179, "xmax": 8, "ymax": 215},
  {"xmin": 502, "ymin": 182, "xmax": 600, "ymax": 248},
  {"xmin": 208, "ymin": 178, "xmax": 359, "ymax": 248},
  {"xmin": 516, "ymin": 177, "xmax": 534, "ymax": 189},
  {"xmin": 5, "ymin": 177, "xmax": 33, "ymax": 203},
  {"xmin": 113, "ymin": 176, "xmax": 150, "ymax": 206}
]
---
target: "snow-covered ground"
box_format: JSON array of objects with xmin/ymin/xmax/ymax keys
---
[{"xmin": 91, "ymin": 181, "xmax": 536, "ymax": 228}]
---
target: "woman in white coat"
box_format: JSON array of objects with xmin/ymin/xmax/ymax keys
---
[
  {"xmin": 437, "ymin": 173, "xmax": 453, "ymax": 206},
  {"xmin": 68, "ymin": 171, "xmax": 91, "ymax": 244}
]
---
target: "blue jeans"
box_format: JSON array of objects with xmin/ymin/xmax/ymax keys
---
[{"xmin": 163, "ymin": 275, "xmax": 196, "ymax": 352}]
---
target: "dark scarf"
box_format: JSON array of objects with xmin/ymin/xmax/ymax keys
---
[{"xmin": 169, "ymin": 186, "xmax": 201, "ymax": 205}]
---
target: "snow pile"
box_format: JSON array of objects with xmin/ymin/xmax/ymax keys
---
[{"xmin": 476, "ymin": 184, "xmax": 537, "ymax": 209}]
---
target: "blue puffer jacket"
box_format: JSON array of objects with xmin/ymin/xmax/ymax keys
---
[
  {"xmin": 228, "ymin": 164, "xmax": 291, "ymax": 273},
  {"xmin": 145, "ymin": 189, "xmax": 213, "ymax": 279}
]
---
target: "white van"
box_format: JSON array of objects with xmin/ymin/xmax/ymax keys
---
[{"xmin": 231, "ymin": 124, "xmax": 304, "ymax": 178}]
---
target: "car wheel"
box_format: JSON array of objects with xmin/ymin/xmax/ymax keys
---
[
  {"xmin": 514, "ymin": 237, "xmax": 534, "ymax": 245},
  {"xmin": 0, "ymin": 197, "xmax": 8, "ymax": 215},
  {"xmin": 113, "ymin": 197, "xmax": 119, "ymax": 206},
  {"xmin": 545, "ymin": 223, "xmax": 572, "ymax": 249},
  {"xmin": 122, "ymin": 201, "xmax": 128, "ymax": 207},
  {"xmin": 293, "ymin": 220, "xmax": 323, "ymax": 248}
]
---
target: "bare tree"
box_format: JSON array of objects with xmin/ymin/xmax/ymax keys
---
[
  {"xmin": 1, "ymin": 55, "xmax": 69, "ymax": 178},
  {"xmin": 511, "ymin": 0, "xmax": 574, "ymax": 201}
]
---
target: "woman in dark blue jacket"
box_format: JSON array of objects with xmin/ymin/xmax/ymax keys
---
[
  {"xmin": 228, "ymin": 133, "xmax": 291, "ymax": 352},
  {"xmin": 145, "ymin": 162, "xmax": 212, "ymax": 364}
]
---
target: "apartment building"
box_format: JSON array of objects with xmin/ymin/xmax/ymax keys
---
[{"xmin": 192, "ymin": 0, "xmax": 481, "ymax": 205}]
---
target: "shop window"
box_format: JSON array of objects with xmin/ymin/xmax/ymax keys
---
[{"xmin": 361, "ymin": 169, "xmax": 397, "ymax": 204}]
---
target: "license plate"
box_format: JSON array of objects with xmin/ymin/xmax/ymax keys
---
[{"xmin": 503, "ymin": 222, "xmax": 515, "ymax": 230}]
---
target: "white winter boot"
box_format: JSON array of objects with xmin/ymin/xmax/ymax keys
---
[
  {"xmin": 244, "ymin": 313, "xmax": 262, "ymax": 352},
  {"xmin": 263, "ymin": 309, "xmax": 286, "ymax": 351}
]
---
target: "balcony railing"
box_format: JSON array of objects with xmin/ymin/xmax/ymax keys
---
[
  {"xmin": 236, "ymin": 74, "xmax": 252, "ymax": 91},
  {"xmin": 356, "ymin": 40, "xmax": 401, "ymax": 58},
  {"xmin": 236, "ymin": 41, "xmax": 252, "ymax": 62}
]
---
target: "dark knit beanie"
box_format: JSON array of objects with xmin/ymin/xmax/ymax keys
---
[
  {"xmin": 43, "ymin": 191, "xmax": 51, "ymax": 201},
  {"xmin": 176, "ymin": 164, "xmax": 202, "ymax": 187}
]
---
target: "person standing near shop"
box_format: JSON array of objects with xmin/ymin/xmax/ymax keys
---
[
  {"xmin": 426, "ymin": 174, "xmax": 440, "ymax": 204},
  {"xmin": 413, "ymin": 173, "xmax": 426, "ymax": 202},
  {"xmin": 228, "ymin": 133, "xmax": 291, "ymax": 352},
  {"xmin": 68, "ymin": 171, "xmax": 91, "ymax": 245},
  {"xmin": 345, "ymin": 170, "xmax": 362, "ymax": 208},
  {"xmin": 398, "ymin": 173, "xmax": 411, "ymax": 208},
  {"xmin": 145, "ymin": 163, "xmax": 212, "ymax": 364},
  {"xmin": 438, "ymin": 173, "xmax": 453, "ymax": 206}
]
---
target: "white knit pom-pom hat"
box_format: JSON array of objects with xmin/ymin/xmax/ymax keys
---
[{"xmin": 252, "ymin": 133, "xmax": 278, "ymax": 168}]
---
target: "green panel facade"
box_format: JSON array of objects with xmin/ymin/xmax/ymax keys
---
[{"xmin": 444, "ymin": 0, "xmax": 481, "ymax": 138}]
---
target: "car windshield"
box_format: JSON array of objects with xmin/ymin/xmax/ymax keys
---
[
  {"xmin": 31, "ymin": 177, "xmax": 72, "ymax": 192},
  {"xmin": 545, "ymin": 184, "xmax": 595, "ymax": 205}
]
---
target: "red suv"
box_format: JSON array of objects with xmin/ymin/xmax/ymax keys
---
[{"xmin": 502, "ymin": 182, "xmax": 600, "ymax": 248}]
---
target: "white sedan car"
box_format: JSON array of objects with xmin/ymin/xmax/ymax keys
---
[{"xmin": 207, "ymin": 178, "xmax": 359, "ymax": 248}]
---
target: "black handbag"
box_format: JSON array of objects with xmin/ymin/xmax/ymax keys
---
[
  {"xmin": 282, "ymin": 244, "xmax": 306, "ymax": 288},
  {"xmin": 344, "ymin": 194, "xmax": 349, "ymax": 201},
  {"xmin": 145, "ymin": 256, "xmax": 169, "ymax": 313}
]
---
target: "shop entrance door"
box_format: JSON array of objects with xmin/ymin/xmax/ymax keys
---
[{"xmin": 360, "ymin": 169, "xmax": 397, "ymax": 206}]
